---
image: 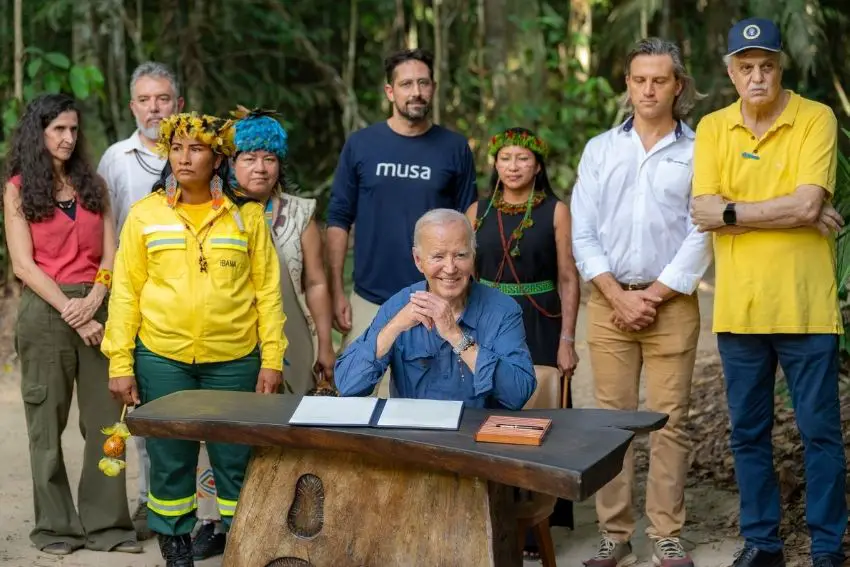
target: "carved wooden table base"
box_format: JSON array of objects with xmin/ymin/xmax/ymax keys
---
[{"xmin": 226, "ymin": 447, "xmax": 520, "ymax": 567}]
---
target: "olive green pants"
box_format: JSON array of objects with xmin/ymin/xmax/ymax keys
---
[
  {"xmin": 16, "ymin": 285, "xmax": 134, "ymax": 552},
  {"xmin": 135, "ymin": 341, "xmax": 260, "ymax": 536}
]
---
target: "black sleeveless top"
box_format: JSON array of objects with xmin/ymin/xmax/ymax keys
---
[{"xmin": 474, "ymin": 193, "xmax": 562, "ymax": 366}]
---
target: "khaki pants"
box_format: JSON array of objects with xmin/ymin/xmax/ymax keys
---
[
  {"xmin": 341, "ymin": 291, "xmax": 391, "ymax": 398},
  {"xmin": 16, "ymin": 285, "xmax": 134, "ymax": 551},
  {"xmin": 587, "ymin": 288, "xmax": 699, "ymax": 540}
]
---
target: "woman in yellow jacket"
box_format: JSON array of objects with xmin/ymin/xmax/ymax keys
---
[{"xmin": 102, "ymin": 112, "xmax": 286, "ymax": 567}]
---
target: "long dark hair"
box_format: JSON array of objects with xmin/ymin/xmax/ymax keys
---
[
  {"xmin": 487, "ymin": 127, "xmax": 555, "ymax": 198},
  {"xmin": 152, "ymin": 160, "xmax": 255, "ymax": 206},
  {"xmin": 4, "ymin": 93, "xmax": 106, "ymax": 222}
]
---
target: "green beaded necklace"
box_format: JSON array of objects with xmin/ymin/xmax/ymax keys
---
[{"xmin": 474, "ymin": 181, "xmax": 543, "ymax": 257}]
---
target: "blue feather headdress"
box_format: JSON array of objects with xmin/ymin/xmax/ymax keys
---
[{"xmin": 230, "ymin": 105, "xmax": 288, "ymax": 160}]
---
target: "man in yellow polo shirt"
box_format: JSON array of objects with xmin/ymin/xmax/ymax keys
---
[{"xmin": 691, "ymin": 17, "xmax": 846, "ymax": 567}]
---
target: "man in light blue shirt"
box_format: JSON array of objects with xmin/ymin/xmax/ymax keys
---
[{"xmin": 335, "ymin": 209, "xmax": 536, "ymax": 409}]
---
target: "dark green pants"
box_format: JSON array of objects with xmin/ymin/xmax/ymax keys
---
[
  {"xmin": 135, "ymin": 341, "xmax": 260, "ymax": 536},
  {"xmin": 16, "ymin": 285, "xmax": 134, "ymax": 551}
]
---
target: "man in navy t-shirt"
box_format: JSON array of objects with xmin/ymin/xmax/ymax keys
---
[{"xmin": 326, "ymin": 48, "xmax": 477, "ymax": 397}]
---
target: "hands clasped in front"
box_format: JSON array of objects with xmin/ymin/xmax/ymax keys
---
[
  {"xmin": 610, "ymin": 290, "xmax": 663, "ymax": 333},
  {"xmin": 63, "ymin": 293, "xmax": 105, "ymax": 346},
  {"xmin": 393, "ymin": 291, "xmax": 463, "ymax": 346}
]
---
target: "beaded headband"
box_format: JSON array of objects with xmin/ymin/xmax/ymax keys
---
[
  {"xmin": 487, "ymin": 129, "xmax": 550, "ymax": 159},
  {"xmin": 155, "ymin": 112, "xmax": 236, "ymax": 158},
  {"xmin": 230, "ymin": 105, "xmax": 289, "ymax": 160}
]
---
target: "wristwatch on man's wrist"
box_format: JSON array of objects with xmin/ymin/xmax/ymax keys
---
[
  {"xmin": 452, "ymin": 331, "xmax": 476, "ymax": 355},
  {"xmin": 723, "ymin": 202, "xmax": 737, "ymax": 226}
]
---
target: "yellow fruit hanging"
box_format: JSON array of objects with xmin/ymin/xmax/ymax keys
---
[
  {"xmin": 103, "ymin": 433, "xmax": 126, "ymax": 458},
  {"xmin": 99, "ymin": 457, "xmax": 126, "ymax": 477}
]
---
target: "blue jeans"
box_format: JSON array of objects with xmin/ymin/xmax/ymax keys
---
[{"xmin": 717, "ymin": 333, "xmax": 846, "ymax": 562}]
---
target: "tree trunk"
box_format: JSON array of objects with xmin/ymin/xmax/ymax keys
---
[
  {"xmin": 660, "ymin": 0, "xmax": 671, "ymax": 39},
  {"xmin": 120, "ymin": 0, "xmax": 146, "ymax": 65},
  {"xmin": 343, "ymin": 0, "xmax": 359, "ymax": 134},
  {"xmin": 182, "ymin": 0, "xmax": 206, "ymax": 109},
  {"xmin": 433, "ymin": 0, "xmax": 443, "ymax": 124},
  {"xmin": 159, "ymin": 0, "xmax": 178, "ymax": 82},
  {"xmin": 72, "ymin": 1, "xmax": 108, "ymax": 146},
  {"xmin": 72, "ymin": 1, "xmax": 97, "ymax": 64},
  {"xmin": 107, "ymin": 0, "xmax": 128, "ymax": 139},
  {"xmin": 394, "ymin": 0, "xmax": 406, "ymax": 51},
  {"xmin": 408, "ymin": 0, "xmax": 425, "ymax": 48},
  {"xmin": 13, "ymin": 0, "xmax": 22, "ymax": 101},
  {"xmin": 569, "ymin": 0, "xmax": 592, "ymax": 81},
  {"xmin": 483, "ymin": 0, "xmax": 507, "ymax": 108}
]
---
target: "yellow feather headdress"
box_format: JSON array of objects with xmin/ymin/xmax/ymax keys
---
[{"xmin": 155, "ymin": 112, "xmax": 236, "ymax": 158}]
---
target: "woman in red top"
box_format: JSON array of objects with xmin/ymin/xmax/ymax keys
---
[{"xmin": 3, "ymin": 94, "xmax": 140, "ymax": 556}]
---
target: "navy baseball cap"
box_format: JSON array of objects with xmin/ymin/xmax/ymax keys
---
[{"xmin": 727, "ymin": 18, "xmax": 782, "ymax": 56}]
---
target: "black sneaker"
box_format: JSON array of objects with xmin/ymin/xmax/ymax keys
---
[
  {"xmin": 813, "ymin": 556, "xmax": 843, "ymax": 567},
  {"xmin": 192, "ymin": 522, "xmax": 226, "ymax": 560},
  {"xmin": 730, "ymin": 546, "xmax": 785, "ymax": 567},
  {"xmin": 158, "ymin": 534, "xmax": 194, "ymax": 567},
  {"xmin": 132, "ymin": 501, "xmax": 153, "ymax": 541}
]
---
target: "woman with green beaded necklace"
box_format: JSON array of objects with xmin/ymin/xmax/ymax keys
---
[{"xmin": 464, "ymin": 127, "xmax": 580, "ymax": 559}]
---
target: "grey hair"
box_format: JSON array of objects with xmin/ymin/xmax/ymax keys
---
[
  {"xmin": 130, "ymin": 62, "xmax": 180, "ymax": 98},
  {"xmin": 622, "ymin": 37, "xmax": 705, "ymax": 120},
  {"xmin": 413, "ymin": 209, "xmax": 476, "ymax": 252},
  {"xmin": 723, "ymin": 51, "xmax": 789, "ymax": 68}
]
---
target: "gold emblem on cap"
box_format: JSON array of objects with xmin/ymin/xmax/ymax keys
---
[{"xmin": 743, "ymin": 24, "xmax": 761, "ymax": 39}]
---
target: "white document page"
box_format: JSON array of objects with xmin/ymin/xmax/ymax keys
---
[
  {"xmin": 376, "ymin": 398, "xmax": 464, "ymax": 430},
  {"xmin": 288, "ymin": 396, "xmax": 379, "ymax": 427}
]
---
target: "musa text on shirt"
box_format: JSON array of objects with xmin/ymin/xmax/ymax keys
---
[{"xmin": 376, "ymin": 162, "xmax": 432, "ymax": 180}]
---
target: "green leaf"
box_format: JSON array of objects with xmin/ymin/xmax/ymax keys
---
[
  {"xmin": 69, "ymin": 66, "xmax": 90, "ymax": 99},
  {"xmin": 27, "ymin": 58, "xmax": 43, "ymax": 79},
  {"xmin": 44, "ymin": 52, "xmax": 71, "ymax": 70},
  {"xmin": 43, "ymin": 73, "xmax": 62, "ymax": 94},
  {"xmin": 86, "ymin": 66, "xmax": 105, "ymax": 87},
  {"xmin": 2, "ymin": 106, "xmax": 19, "ymax": 131}
]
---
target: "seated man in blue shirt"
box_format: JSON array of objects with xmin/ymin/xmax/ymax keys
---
[{"xmin": 335, "ymin": 209, "xmax": 536, "ymax": 409}]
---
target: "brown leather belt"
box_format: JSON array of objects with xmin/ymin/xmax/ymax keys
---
[{"xmin": 618, "ymin": 281, "xmax": 652, "ymax": 291}]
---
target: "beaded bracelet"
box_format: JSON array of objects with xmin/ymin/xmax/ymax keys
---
[
  {"xmin": 95, "ymin": 268, "xmax": 113, "ymax": 289},
  {"xmin": 560, "ymin": 333, "xmax": 575, "ymax": 343}
]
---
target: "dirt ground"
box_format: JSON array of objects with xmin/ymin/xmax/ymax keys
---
[{"xmin": 0, "ymin": 286, "xmax": 753, "ymax": 567}]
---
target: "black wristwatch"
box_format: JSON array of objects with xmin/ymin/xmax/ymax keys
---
[{"xmin": 723, "ymin": 202, "xmax": 737, "ymax": 226}]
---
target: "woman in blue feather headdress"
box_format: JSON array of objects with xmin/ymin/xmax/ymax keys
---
[{"xmin": 229, "ymin": 106, "xmax": 336, "ymax": 395}]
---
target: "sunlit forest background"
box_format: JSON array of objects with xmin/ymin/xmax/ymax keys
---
[{"xmin": 0, "ymin": 0, "xmax": 849, "ymax": 293}]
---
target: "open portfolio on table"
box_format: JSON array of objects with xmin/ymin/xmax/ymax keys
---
[{"xmin": 288, "ymin": 396, "xmax": 464, "ymax": 430}]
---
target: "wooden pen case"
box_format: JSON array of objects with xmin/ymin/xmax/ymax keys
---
[{"xmin": 474, "ymin": 415, "xmax": 552, "ymax": 446}]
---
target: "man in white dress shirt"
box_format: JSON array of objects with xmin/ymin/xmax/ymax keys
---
[
  {"xmin": 571, "ymin": 38, "xmax": 712, "ymax": 567},
  {"xmin": 97, "ymin": 61, "xmax": 183, "ymax": 540},
  {"xmin": 98, "ymin": 62, "xmax": 183, "ymax": 234}
]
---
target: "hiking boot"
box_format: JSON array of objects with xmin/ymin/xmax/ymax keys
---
[
  {"xmin": 584, "ymin": 534, "xmax": 638, "ymax": 567},
  {"xmin": 41, "ymin": 542, "xmax": 74, "ymax": 556},
  {"xmin": 651, "ymin": 537, "xmax": 693, "ymax": 567},
  {"xmin": 729, "ymin": 545, "xmax": 785, "ymax": 567},
  {"xmin": 192, "ymin": 522, "xmax": 226, "ymax": 560},
  {"xmin": 132, "ymin": 501, "xmax": 153, "ymax": 541},
  {"xmin": 111, "ymin": 539, "xmax": 143, "ymax": 553},
  {"xmin": 158, "ymin": 534, "xmax": 195, "ymax": 567}
]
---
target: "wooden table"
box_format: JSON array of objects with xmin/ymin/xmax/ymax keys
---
[{"xmin": 129, "ymin": 391, "xmax": 667, "ymax": 567}]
